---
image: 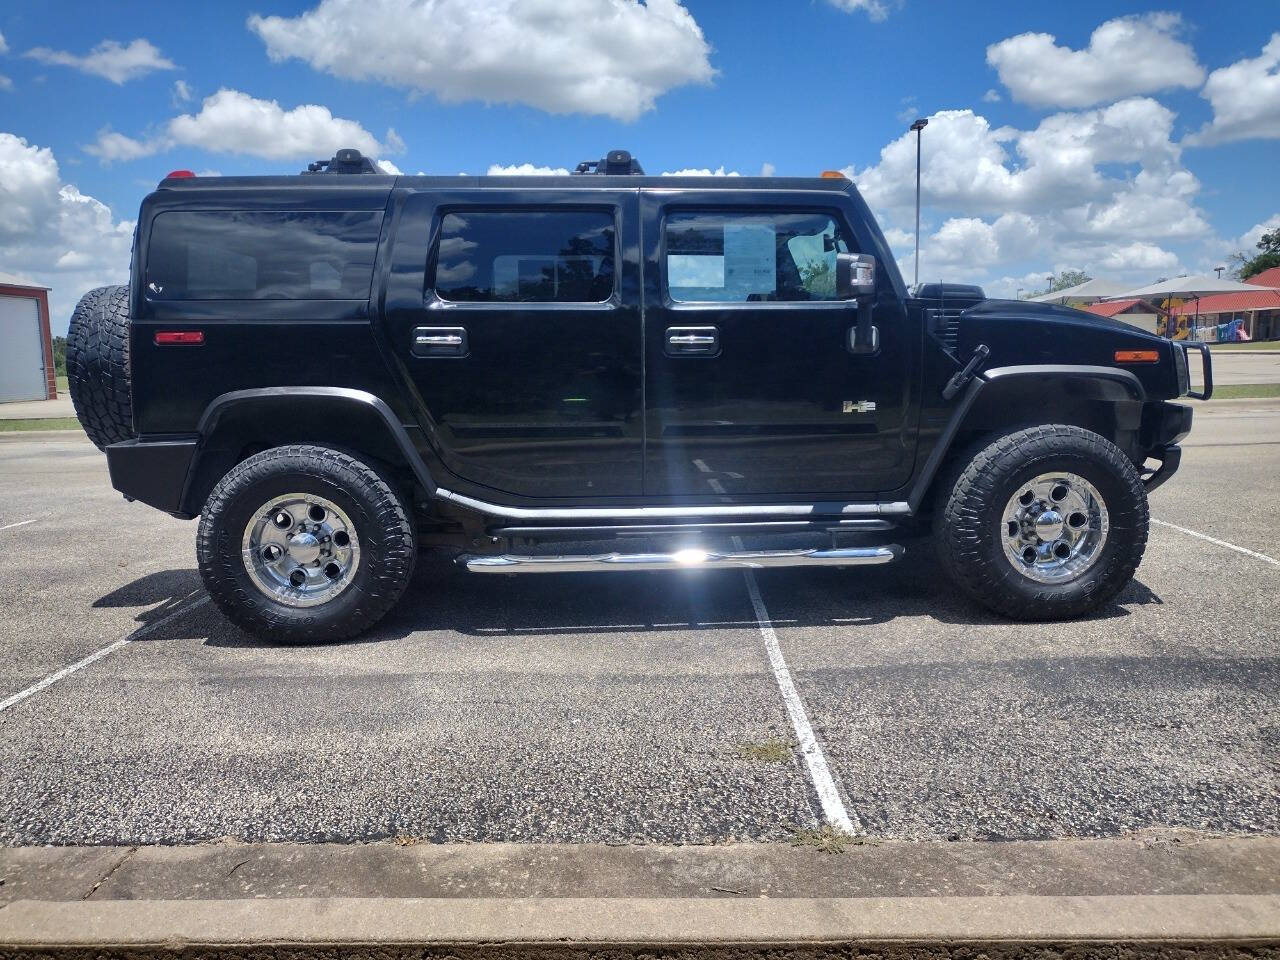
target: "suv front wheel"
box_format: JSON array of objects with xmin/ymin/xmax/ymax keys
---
[
  {"xmin": 197, "ymin": 445, "xmax": 416, "ymax": 643},
  {"xmin": 935, "ymin": 424, "xmax": 1149, "ymax": 621}
]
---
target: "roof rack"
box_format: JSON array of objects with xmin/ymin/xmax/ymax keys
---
[
  {"xmin": 573, "ymin": 149, "xmax": 644, "ymax": 175},
  {"xmin": 303, "ymin": 148, "xmax": 380, "ymax": 175}
]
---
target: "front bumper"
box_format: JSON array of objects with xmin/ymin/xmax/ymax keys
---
[
  {"xmin": 105, "ymin": 438, "xmax": 198, "ymax": 518},
  {"xmin": 1138, "ymin": 401, "xmax": 1193, "ymax": 492}
]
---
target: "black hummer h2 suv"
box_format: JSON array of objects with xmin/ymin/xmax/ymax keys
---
[{"xmin": 67, "ymin": 149, "xmax": 1212, "ymax": 642}]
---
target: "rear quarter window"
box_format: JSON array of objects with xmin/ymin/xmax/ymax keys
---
[{"xmin": 145, "ymin": 210, "xmax": 383, "ymax": 300}]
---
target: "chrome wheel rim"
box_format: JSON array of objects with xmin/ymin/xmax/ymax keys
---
[
  {"xmin": 1001, "ymin": 472, "xmax": 1109, "ymax": 584},
  {"xmin": 241, "ymin": 493, "xmax": 360, "ymax": 607}
]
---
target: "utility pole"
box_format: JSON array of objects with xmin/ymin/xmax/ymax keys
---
[{"xmin": 910, "ymin": 118, "xmax": 928, "ymax": 287}]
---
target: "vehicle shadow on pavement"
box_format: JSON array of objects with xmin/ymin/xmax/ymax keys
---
[
  {"xmin": 91, "ymin": 555, "xmax": 1164, "ymax": 649},
  {"xmin": 93, "ymin": 568, "xmax": 207, "ymax": 626},
  {"xmin": 365, "ymin": 549, "xmax": 1165, "ymax": 640}
]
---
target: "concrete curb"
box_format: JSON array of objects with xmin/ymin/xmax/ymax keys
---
[{"xmin": 2, "ymin": 894, "xmax": 1277, "ymax": 950}]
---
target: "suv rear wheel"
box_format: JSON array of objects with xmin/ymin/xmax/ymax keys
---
[
  {"xmin": 197, "ymin": 445, "xmax": 416, "ymax": 643},
  {"xmin": 935, "ymin": 424, "xmax": 1148, "ymax": 621}
]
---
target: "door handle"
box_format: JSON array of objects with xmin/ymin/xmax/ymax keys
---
[
  {"xmin": 666, "ymin": 326, "xmax": 720, "ymax": 357},
  {"xmin": 412, "ymin": 326, "xmax": 468, "ymax": 358}
]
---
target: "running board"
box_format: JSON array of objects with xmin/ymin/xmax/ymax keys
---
[{"xmin": 459, "ymin": 544, "xmax": 903, "ymax": 574}]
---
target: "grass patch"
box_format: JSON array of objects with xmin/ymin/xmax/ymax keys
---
[
  {"xmin": 1208, "ymin": 383, "xmax": 1280, "ymax": 400},
  {"xmin": 737, "ymin": 740, "xmax": 793, "ymax": 763},
  {"xmin": 0, "ymin": 417, "xmax": 84, "ymax": 433},
  {"xmin": 789, "ymin": 825, "xmax": 865, "ymax": 854},
  {"xmin": 56, "ymin": 374, "xmax": 69, "ymax": 394},
  {"xmin": 1209, "ymin": 340, "xmax": 1280, "ymax": 351}
]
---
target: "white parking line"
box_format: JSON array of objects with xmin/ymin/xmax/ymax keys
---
[
  {"xmin": 0, "ymin": 596, "xmax": 209, "ymax": 714},
  {"xmin": 734, "ymin": 542, "xmax": 857, "ymax": 834},
  {"xmin": 0, "ymin": 518, "xmax": 40, "ymax": 533},
  {"xmin": 1152, "ymin": 519, "xmax": 1279, "ymax": 568}
]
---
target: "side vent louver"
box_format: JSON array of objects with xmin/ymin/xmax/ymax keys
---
[
  {"xmin": 925, "ymin": 306, "xmax": 965, "ymax": 354},
  {"xmin": 914, "ymin": 283, "xmax": 987, "ymax": 358}
]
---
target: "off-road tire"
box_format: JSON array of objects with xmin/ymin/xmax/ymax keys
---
[
  {"xmin": 66, "ymin": 284, "xmax": 134, "ymax": 451},
  {"xmin": 935, "ymin": 424, "xmax": 1148, "ymax": 621},
  {"xmin": 197, "ymin": 445, "xmax": 416, "ymax": 643}
]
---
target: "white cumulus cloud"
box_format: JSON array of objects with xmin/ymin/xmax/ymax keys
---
[
  {"xmin": 986, "ymin": 13, "xmax": 1204, "ymax": 109},
  {"xmin": 169, "ymin": 89, "xmax": 396, "ymax": 160},
  {"xmin": 85, "ymin": 89, "xmax": 402, "ymax": 165},
  {"xmin": 1096, "ymin": 242, "xmax": 1181, "ymax": 273},
  {"xmin": 824, "ymin": 0, "xmax": 890, "ymax": 21},
  {"xmin": 0, "ymin": 133, "xmax": 134, "ymax": 331},
  {"xmin": 487, "ymin": 163, "xmax": 572, "ymax": 176},
  {"xmin": 847, "ymin": 100, "xmax": 1205, "ymax": 285},
  {"xmin": 248, "ymin": 0, "xmax": 714, "ymax": 122},
  {"xmin": 24, "ymin": 38, "xmax": 176, "ymax": 84},
  {"xmin": 1233, "ymin": 213, "xmax": 1280, "ymax": 253},
  {"xmin": 662, "ymin": 166, "xmax": 740, "ymax": 176},
  {"xmin": 1186, "ymin": 34, "xmax": 1280, "ymax": 146}
]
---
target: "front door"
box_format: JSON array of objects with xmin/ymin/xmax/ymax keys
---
[
  {"xmin": 641, "ymin": 192, "xmax": 914, "ymax": 498},
  {"xmin": 386, "ymin": 190, "xmax": 643, "ymax": 498}
]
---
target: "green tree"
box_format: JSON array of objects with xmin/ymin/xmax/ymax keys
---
[
  {"xmin": 52, "ymin": 335, "xmax": 67, "ymax": 377},
  {"xmin": 1028, "ymin": 270, "xmax": 1092, "ymax": 298},
  {"xmin": 1227, "ymin": 231, "xmax": 1280, "ymax": 280}
]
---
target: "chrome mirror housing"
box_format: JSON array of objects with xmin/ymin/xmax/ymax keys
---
[{"xmin": 836, "ymin": 253, "xmax": 876, "ymax": 299}]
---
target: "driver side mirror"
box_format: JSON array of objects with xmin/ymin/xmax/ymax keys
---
[{"xmin": 836, "ymin": 253, "xmax": 876, "ymax": 300}]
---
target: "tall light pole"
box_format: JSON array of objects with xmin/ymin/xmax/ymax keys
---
[{"xmin": 910, "ymin": 118, "xmax": 928, "ymax": 287}]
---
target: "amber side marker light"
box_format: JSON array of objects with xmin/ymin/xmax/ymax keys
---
[
  {"xmin": 1115, "ymin": 349, "xmax": 1160, "ymax": 363},
  {"xmin": 154, "ymin": 331, "xmax": 204, "ymax": 345}
]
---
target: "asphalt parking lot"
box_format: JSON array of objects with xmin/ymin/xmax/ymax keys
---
[{"xmin": 1, "ymin": 402, "xmax": 1277, "ymax": 848}]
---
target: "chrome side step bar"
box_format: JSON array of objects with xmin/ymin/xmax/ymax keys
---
[{"xmin": 460, "ymin": 544, "xmax": 903, "ymax": 574}]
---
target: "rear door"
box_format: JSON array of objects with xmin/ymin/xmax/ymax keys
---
[
  {"xmin": 384, "ymin": 189, "xmax": 643, "ymax": 499},
  {"xmin": 640, "ymin": 191, "xmax": 914, "ymax": 497}
]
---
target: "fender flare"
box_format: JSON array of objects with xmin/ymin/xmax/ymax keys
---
[
  {"xmin": 982, "ymin": 364, "xmax": 1145, "ymax": 402},
  {"xmin": 906, "ymin": 364, "xmax": 1146, "ymax": 513},
  {"xmin": 180, "ymin": 387, "xmax": 437, "ymax": 516}
]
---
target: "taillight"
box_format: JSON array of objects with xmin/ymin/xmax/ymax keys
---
[
  {"xmin": 1114, "ymin": 349, "xmax": 1159, "ymax": 363},
  {"xmin": 154, "ymin": 330, "xmax": 204, "ymax": 345}
]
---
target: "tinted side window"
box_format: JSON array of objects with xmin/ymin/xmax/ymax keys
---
[
  {"xmin": 665, "ymin": 212, "xmax": 848, "ymax": 303},
  {"xmin": 434, "ymin": 211, "xmax": 615, "ymax": 303},
  {"xmin": 146, "ymin": 211, "xmax": 383, "ymax": 300}
]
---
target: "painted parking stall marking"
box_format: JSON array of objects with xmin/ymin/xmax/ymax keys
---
[
  {"xmin": 1152, "ymin": 518, "xmax": 1279, "ymax": 568},
  {"xmin": 732, "ymin": 535, "xmax": 858, "ymax": 834},
  {"xmin": 0, "ymin": 518, "xmax": 41, "ymax": 533},
  {"xmin": 0, "ymin": 595, "xmax": 210, "ymax": 714}
]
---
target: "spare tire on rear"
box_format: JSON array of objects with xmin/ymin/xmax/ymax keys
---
[{"xmin": 66, "ymin": 284, "xmax": 134, "ymax": 451}]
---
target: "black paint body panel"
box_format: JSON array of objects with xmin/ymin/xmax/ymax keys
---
[{"xmin": 112, "ymin": 172, "xmax": 1200, "ymax": 521}]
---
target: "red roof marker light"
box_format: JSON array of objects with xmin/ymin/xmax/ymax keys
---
[{"xmin": 165, "ymin": 170, "xmax": 196, "ymax": 180}]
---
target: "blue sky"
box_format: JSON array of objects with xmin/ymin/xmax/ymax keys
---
[{"xmin": 1, "ymin": 0, "xmax": 1278, "ymax": 330}]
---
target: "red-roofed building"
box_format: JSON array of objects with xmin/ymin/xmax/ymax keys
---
[
  {"xmin": 1171, "ymin": 283, "xmax": 1280, "ymax": 342},
  {"xmin": 1081, "ymin": 297, "xmax": 1160, "ymax": 333},
  {"xmin": 1244, "ymin": 266, "xmax": 1280, "ymax": 288}
]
